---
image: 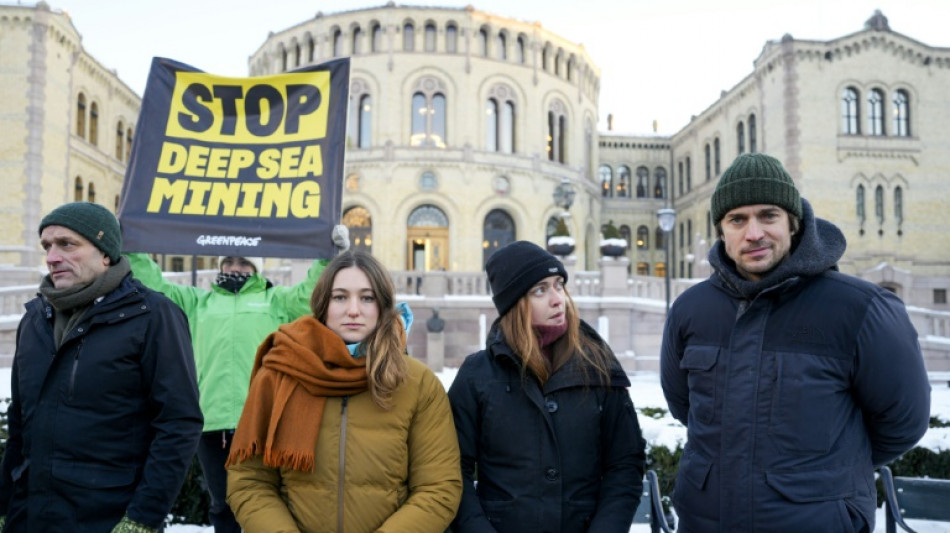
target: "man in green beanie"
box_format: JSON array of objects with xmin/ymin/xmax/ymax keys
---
[
  {"xmin": 0, "ymin": 202, "xmax": 203, "ymax": 533},
  {"xmin": 661, "ymin": 153, "xmax": 930, "ymax": 532}
]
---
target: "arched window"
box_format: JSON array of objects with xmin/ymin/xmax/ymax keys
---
[
  {"xmin": 515, "ymin": 35, "xmax": 526, "ymax": 64},
  {"xmin": 115, "ymin": 121, "xmax": 124, "ymax": 160},
  {"xmin": 126, "ymin": 128, "xmax": 133, "ymax": 161},
  {"xmin": 293, "ymin": 42, "xmax": 301, "ymax": 67},
  {"xmin": 894, "ymin": 186, "xmax": 903, "ymax": 227},
  {"xmin": 620, "ymin": 225, "xmax": 632, "ymax": 250},
  {"xmin": 343, "ymin": 206, "xmax": 373, "ymax": 253},
  {"xmin": 599, "ymin": 165, "xmax": 613, "ymax": 197},
  {"xmin": 349, "ymin": 80, "xmax": 373, "ymax": 148},
  {"xmin": 554, "ymin": 49, "xmax": 563, "ymax": 77},
  {"xmin": 748, "ymin": 114, "xmax": 757, "ymax": 153},
  {"xmin": 546, "ymin": 100, "xmax": 567, "ymax": 163},
  {"xmin": 485, "ymin": 99, "xmax": 499, "ymax": 151},
  {"xmin": 351, "ymin": 26, "xmax": 363, "ymax": 55},
  {"xmin": 357, "ymin": 94, "xmax": 372, "ymax": 148},
  {"xmin": 704, "ymin": 143, "xmax": 711, "ymax": 181},
  {"xmin": 842, "ymin": 87, "xmax": 860, "ymax": 134},
  {"xmin": 713, "ymin": 138, "xmax": 720, "ymax": 176},
  {"xmin": 89, "ymin": 102, "xmax": 99, "ymax": 146},
  {"xmin": 478, "ymin": 27, "xmax": 489, "ymax": 57},
  {"xmin": 87, "ymin": 182, "xmax": 96, "ymax": 203},
  {"xmin": 678, "ymin": 161, "xmax": 684, "ymax": 197},
  {"xmin": 424, "ymin": 22, "xmax": 436, "ymax": 52},
  {"xmin": 686, "ymin": 156, "xmax": 692, "ymax": 191},
  {"xmin": 496, "ymin": 32, "xmax": 507, "ymax": 60},
  {"xmin": 371, "ymin": 23, "xmax": 383, "ymax": 53},
  {"xmin": 893, "ymin": 90, "xmax": 910, "ymax": 137},
  {"xmin": 654, "ymin": 167, "xmax": 667, "ymax": 199},
  {"xmin": 737, "ymin": 121, "xmax": 745, "ymax": 154},
  {"xmin": 636, "ymin": 166, "xmax": 648, "ymax": 198},
  {"xmin": 856, "ymin": 184, "xmax": 866, "ymax": 225},
  {"xmin": 76, "ymin": 93, "xmax": 86, "ymax": 139},
  {"xmin": 875, "ymin": 185, "xmax": 885, "ymax": 225},
  {"xmin": 407, "ymin": 205, "xmax": 449, "ymax": 271},
  {"xmin": 446, "ymin": 23, "xmax": 458, "ymax": 53},
  {"xmin": 410, "ymin": 78, "xmax": 447, "ymax": 148},
  {"xmin": 636, "ymin": 225, "xmax": 649, "ymax": 250},
  {"xmin": 308, "ymin": 35, "xmax": 316, "ymax": 61},
  {"xmin": 541, "ymin": 45, "xmax": 549, "ymax": 71},
  {"xmin": 332, "ymin": 28, "xmax": 343, "ymax": 57},
  {"xmin": 655, "ymin": 226, "xmax": 666, "ymax": 250},
  {"xmin": 485, "ymin": 85, "xmax": 516, "ymax": 153},
  {"xmin": 868, "ymin": 89, "xmax": 885, "ymax": 135},
  {"xmin": 74, "ymin": 176, "xmax": 83, "ymax": 202},
  {"xmin": 280, "ymin": 46, "xmax": 288, "ymax": 72},
  {"xmin": 403, "ymin": 22, "xmax": 415, "ymax": 51},
  {"xmin": 617, "ymin": 165, "xmax": 631, "ymax": 198},
  {"xmin": 483, "ymin": 209, "xmax": 516, "ymax": 266}
]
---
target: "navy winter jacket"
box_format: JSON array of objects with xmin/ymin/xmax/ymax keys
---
[
  {"xmin": 0, "ymin": 274, "xmax": 203, "ymax": 532},
  {"xmin": 449, "ymin": 321, "xmax": 645, "ymax": 533},
  {"xmin": 661, "ymin": 200, "xmax": 931, "ymax": 532}
]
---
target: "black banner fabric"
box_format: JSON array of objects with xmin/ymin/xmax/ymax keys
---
[{"xmin": 118, "ymin": 57, "xmax": 350, "ymax": 259}]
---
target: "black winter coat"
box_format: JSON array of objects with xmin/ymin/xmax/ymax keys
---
[
  {"xmin": 0, "ymin": 274, "xmax": 203, "ymax": 532},
  {"xmin": 449, "ymin": 321, "xmax": 645, "ymax": 533}
]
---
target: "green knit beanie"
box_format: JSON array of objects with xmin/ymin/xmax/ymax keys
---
[
  {"xmin": 39, "ymin": 202, "xmax": 122, "ymax": 262},
  {"xmin": 711, "ymin": 153, "xmax": 802, "ymax": 224}
]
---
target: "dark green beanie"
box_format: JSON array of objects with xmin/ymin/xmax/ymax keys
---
[
  {"xmin": 711, "ymin": 153, "xmax": 802, "ymax": 224},
  {"xmin": 39, "ymin": 202, "xmax": 122, "ymax": 262}
]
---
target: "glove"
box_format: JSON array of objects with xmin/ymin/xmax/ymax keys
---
[
  {"xmin": 110, "ymin": 516, "xmax": 158, "ymax": 533},
  {"xmin": 332, "ymin": 224, "xmax": 350, "ymax": 252}
]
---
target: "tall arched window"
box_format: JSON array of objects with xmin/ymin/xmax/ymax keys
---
[
  {"xmin": 410, "ymin": 78, "xmax": 447, "ymax": 148},
  {"xmin": 617, "ymin": 165, "xmax": 631, "ymax": 198},
  {"xmin": 115, "ymin": 121, "xmax": 124, "ymax": 160},
  {"xmin": 446, "ymin": 23, "xmax": 458, "ymax": 53},
  {"xmin": 74, "ymin": 177, "xmax": 83, "ymax": 202},
  {"xmin": 403, "ymin": 22, "xmax": 415, "ymax": 51},
  {"xmin": 893, "ymin": 89, "xmax": 910, "ymax": 137},
  {"xmin": 496, "ymin": 32, "xmax": 507, "ymax": 60},
  {"xmin": 343, "ymin": 206, "xmax": 373, "ymax": 253},
  {"xmin": 485, "ymin": 85, "xmax": 516, "ymax": 153},
  {"xmin": 636, "ymin": 225, "xmax": 649, "ymax": 250},
  {"xmin": 713, "ymin": 138, "xmax": 720, "ymax": 176},
  {"xmin": 89, "ymin": 102, "xmax": 99, "ymax": 146},
  {"xmin": 655, "ymin": 226, "xmax": 666, "ymax": 250},
  {"xmin": 875, "ymin": 185, "xmax": 885, "ymax": 225},
  {"xmin": 424, "ymin": 22, "xmax": 436, "ymax": 52},
  {"xmin": 280, "ymin": 46, "xmax": 288, "ymax": 72},
  {"xmin": 546, "ymin": 100, "xmax": 567, "ymax": 163},
  {"xmin": 349, "ymin": 80, "xmax": 373, "ymax": 148},
  {"xmin": 483, "ymin": 209, "xmax": 516, "ymax": 266},
  {"xmin": 894, "ymin": 186, "xmax": 903, "ymax": 227},
  {"xmin": 856, "ymin": 184, "xmax": 866, "ymax": 225},
  {"xmin": 686, "ymin": 156, "xmax": 692, "ymax": 191},
  {"xmin": 76, "ymin": 94, "xmax": 86, "ymax": 138},
  {"xmin": 308, "ymin": 35, "xmax": 316, "ymax": 61},
  {"xmin": 868, "ymin": 89, "xmax": 885, "ymax": 135},
  {"xmin": 478, "ymin": 27, "xmax": 489, "ymax": 57},
  {"xmin": 87, "ymin": 182, "xmax": 96, "ymax": 203},
  {"xmin": 704, "ymin": 143, "xmax": 711, "ymax": 181},
  {"xmin": 371, "ymin": 22, "xmax": 383, "ymax": 52},
  {"xmin": 737, "ymin": 121, "xmax": 745, "ymax": 154},
  {"xmin": 126, "ymin": 128, "xmax": 133, "ymax": 161},
  {"xmin": 636, "ymin": 166, "xmax": 648, "ymax": 198},
  {"xmin": 293, "ymin": 42, "xmax": 301, "ymax": 67},
  {"xmin": 842, "ymin": 87, "xmax": 860, "ymax": 134},
  {"xmin": 407, "ymin": 204, "xmax": 449, "ymax": 271},
  {"xmin": 332, "ymin": 28, "xmax": 343, "ymax": 57},
  {"xmin": 515, "ymin": 35, "xmax": 526, "ymax": 64},
  {"xmin": 485, "ymin": 99, "xmax": 499, "ymax": 151},
  {"xmin": 351, "ymin": 26, "xmax": 363, "ymax": 55},
  {"xmin": 357, "ymin": 94, "xmax": 372, "ymax": 148},
  {"xmin": 748, "ymin": 114, "xmax": 757, "ymax": 153},
  {"xmin": 599, "ymin": 165, "xmax": 613, "ymax": 197},
  {"xmin": 620, "ymin": 225, "xmax": 632, "ymax": 250},
  {"xmin": 654, "ymin": 167, "xmax": 667, "ymax": 199}
]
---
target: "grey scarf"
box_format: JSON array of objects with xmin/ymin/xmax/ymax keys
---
[{"xmin": 39, "ymin": 256, "xmax": 131, "ymax": 348}]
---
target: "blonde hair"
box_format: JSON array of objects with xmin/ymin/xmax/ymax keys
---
[
  {"xmin": 498, "ymin": 285, "xmax": 612, "ymax": 386},
  {"xmin": 310, "ymin": 251, "xmax": 407, "ymax": 408}
]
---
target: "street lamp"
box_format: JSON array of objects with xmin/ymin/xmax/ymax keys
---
[
  {"xmin": 657, "ymin": 207, "xmax": 677, "ymax": 315},
  {"xmin": 552, "ymin": 178, "xmax": 576, "ymax": 213}
]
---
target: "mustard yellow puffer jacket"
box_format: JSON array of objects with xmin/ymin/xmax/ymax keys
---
[{"xmin": 226, "ymin": 357, "xmax": 461, "ymax": 533}]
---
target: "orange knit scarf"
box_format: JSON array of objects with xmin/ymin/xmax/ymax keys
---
[{"xmin": 226, "ymin": 315, "xmax": 368, "ymax": 472}]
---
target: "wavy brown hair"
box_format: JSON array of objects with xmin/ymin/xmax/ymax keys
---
[
  {"xmin": 498, "ymin": 283, "xmax": 612, "ymax": 386},
  {"xmin": 310, "ymin": 250, "xmax": 407, "ymax": 408}
]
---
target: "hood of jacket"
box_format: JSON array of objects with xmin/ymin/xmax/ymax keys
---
[{"xmin": 707, "ymin": 198, "xmax": 846, "ymax": 300}]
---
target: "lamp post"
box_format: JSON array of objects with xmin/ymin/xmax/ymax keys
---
[{"xmin": 657, "ymin": 207, "xmax": 677, "ymax": 315}]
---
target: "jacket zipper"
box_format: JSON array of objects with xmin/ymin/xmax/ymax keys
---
[
  {"xmin": 338, "ymin": 396, "xmax": 349, "ymax": 533},
  {"xmin": 68, "ymin": 338, "xmax": 85, "ymax": 402}
]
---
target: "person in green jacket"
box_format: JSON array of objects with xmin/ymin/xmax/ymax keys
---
[{"xmin": 124, "ymin": 225, "xmax": 348, "ymax": 533}]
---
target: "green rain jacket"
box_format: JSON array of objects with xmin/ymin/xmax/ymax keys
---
[{"xmin": 126, "ymin": 253, "xmax": 327, "ymax": 432}]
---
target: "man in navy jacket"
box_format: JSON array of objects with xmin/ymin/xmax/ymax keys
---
[
  {"xmin": 661, "ymin": 153, "xmax": 930, "ymax": 533},
  {"xmin": 0, "ymin": 202, "xmax": 202, "ymax": 533}
]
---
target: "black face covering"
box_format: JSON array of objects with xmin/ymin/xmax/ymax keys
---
[{"xmin": 215, "ymin": 271, "xmax": 252, "ymax": 293}]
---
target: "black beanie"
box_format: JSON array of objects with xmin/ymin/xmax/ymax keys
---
[
  {"xmin": 39, "ymin": 202, "xmax": 122, "ymax": 262},
  {"xmin": 711, "ymin": 153, "xmax": 802, "ymax": 224},
  {"xmin": 486, "ymin": 240, "xmax": 568, "ymax": 316}
]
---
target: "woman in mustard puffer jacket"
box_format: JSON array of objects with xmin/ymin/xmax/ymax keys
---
[{"xmin": 226, "ymin": 250, "xmax": 461, "ymax": 533}]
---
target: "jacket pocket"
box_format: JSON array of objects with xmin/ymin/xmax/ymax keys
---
[
  {"xmin": 765, "ymin": 466, "xmax": 855, "ymax": 502},
  {"xmin": 679, "ymin": 345, "xmax": 719, "ymax": 424},
  {"xmin": 51, "ymin": 459, "xmax": 137, "ymax": 489}
]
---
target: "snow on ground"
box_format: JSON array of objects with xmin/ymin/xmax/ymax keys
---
[{"xmin": 0, "ymin": 367, "xmax": 947, "ymax": 531}]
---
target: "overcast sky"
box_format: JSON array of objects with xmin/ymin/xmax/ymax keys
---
[{"xmin": 49, "ymin": 0, "xmax": 950, "ymax": 135}]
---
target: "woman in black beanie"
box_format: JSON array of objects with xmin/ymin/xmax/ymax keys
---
[{"xmin": 448, "ymin": 240, "xmax": 646, "ymax": 533}]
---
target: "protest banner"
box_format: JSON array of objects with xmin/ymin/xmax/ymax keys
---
[{"xmin": 118, "ymin": 56, "xmax": 349, "ymax": 259}]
